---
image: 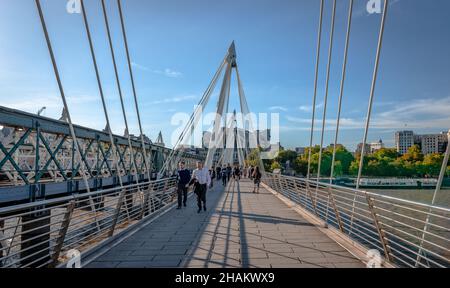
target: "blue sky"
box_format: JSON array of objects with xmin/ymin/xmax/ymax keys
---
[{"xmin": 1, "ymin": 0, "xmax": 450, "ymax": 150}]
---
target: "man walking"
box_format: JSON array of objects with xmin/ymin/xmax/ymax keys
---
[
  {"xmin": 189, "ymin": 161, "xmax": 211, "ymax": 213},
  {"xmin": 216, "ymin": 165, "xmax": 222, "ymax": 182},
  {"xmin": 209, "ymin": 166, "xmax": 216, "ymax": 188},
  {"xmin": 233, "ymin": 164, "xmax": 241, "ymax": 181},
  {"xmin": 176, "ymin": 161, "xmax": 191, "ymax": 209},
  {"xmin": 226, "ymin": 163, "xmax": 232, "ymax": 182},
  {"xmin": 221, "ymin": 165, "xmax": 228, "ymax": 186}
]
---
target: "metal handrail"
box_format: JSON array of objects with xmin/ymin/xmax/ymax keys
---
[
  {"xmin": 263, "ymin": 173, "xmax": 450, "ymax": 268},
  {"xmin": 0, "ymin": 177, "xmax": 179, "ymax": 268},
  {"xmin": 280, "ymin": 174, "xmax": 450, "ymax": 213}
]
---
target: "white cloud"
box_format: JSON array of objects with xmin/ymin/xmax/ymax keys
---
[
  {"xmin": 131, "ymin": 62, "xmax": 182, "ymax": 78},
  {"xmin": 269, "ymin": 106, "xmax": 288, "ymax": 112},
  {"xmin": 149, "ymin": 95, "xmax": 197, "ymax": 105},
  {"xmin": 161, "ymin": 68, "xmax": 182, "ymax": 78},
  {"xmin": 131, "ymin": 62, "xmax": 149, "ymax": 71},
  {"xmin": 286, "ymin": 96, "xmax": 450, "ymax": 132},
  {"xmin": 299, "ymin": 102, "xmax": 323, "ymax": 112}
]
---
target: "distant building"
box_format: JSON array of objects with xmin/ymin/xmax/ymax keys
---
[
  {"xmin": 395, "ymin": 131, "xmax": 414, "ymax": 155},
  {"xmin": 356, "ymin": 143, "xmax": 371, "ymax": 155},
  {"xmin": 295, "ymin": 147, "xmax": 305, "ymax": 155},
  {"xmin": 355, "ymin": 140, "xmax": 384, "ymax": 155},
  {"xmin": 202, "ymin": 128, "xmax": 272, "ymax": 165},
  {"xmin": 414, "ymin": 132, "xmax": 449, "ymax": 155},
  {"xmin": 369, "ymin": 139, "xmax": 385, "ymax": 153},
  {"xmin": 177, "ymin": 145, "xmax": 208, "ymax": 158},
  {"xmin": 395, "ymin": 130, "xmax": 449, "ymax": 155}
]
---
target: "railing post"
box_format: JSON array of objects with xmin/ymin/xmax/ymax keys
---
[
  {"xmin": 292, "ymin": 179, "xmax": 305, "ymax": 208},
  {"xmin": 159, "ymin": 178, "xmax": 169, "ymax": 206},
  {"xmin": 108, "ymin": 188, "xmax": 130, "ymax": 237},
  {"xmin": 0, "ymin": 220, "xmax": 6, "ymax": 266},
  {"xmin": 305, "ymin": 181, "xmax": 319, "ymax": 215},
  {"xmin": 5, "ymin": 218, "xmax": 20, "ymax": 258},
  {"xmin": 325, "ymin": 187, "xmax": 345, "ymax": 233},
  {"xmin": 50, "ymin": 200, "xmax": 75, "ymax": 267},
  {"xmin": 276, "ymin": 174, "xmax": 282, "ymax": 195},
  {"xmin": 287, "ymin": 177, "xmax": 293, "ymax": 201},
  {"xmin": 140, "ymin": 182, "xmax": 154, "ymax": 219},
  {"xmin": 365, "ymin": 194, "xmax": 392, "ymax": 263},
  {"xmin": 415, "ymin": 132, "xmax": 450, "ymax": 267}
]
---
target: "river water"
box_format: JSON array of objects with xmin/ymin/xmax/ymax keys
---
[{"xmin": 365, "ymin": 188, "xmax": 450, "ymax": 207}]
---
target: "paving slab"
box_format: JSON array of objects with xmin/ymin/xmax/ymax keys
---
[{"xmin": 86, "ymin": 179, "xmax": 363, "ymax": 268}]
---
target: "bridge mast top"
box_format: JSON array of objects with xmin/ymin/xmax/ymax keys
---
[{"xmin": 227, "ymin": 41, "xmax": 237, "ymax": 68}]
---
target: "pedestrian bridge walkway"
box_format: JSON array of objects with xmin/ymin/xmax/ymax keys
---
[{"xmin": 86, "ymin": 179, "xmax": 364, "ymax": 268}]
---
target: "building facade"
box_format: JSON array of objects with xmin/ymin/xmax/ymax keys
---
[
  {"xmin": 395, "ymin": 131, "xmax": 414, "ymax": 155},
  {"xmin": 396, "ymin": 130, "xmax": 449, "ymax": 155},
  {"xmin": 415, "ymin": 133, "xmax": 449, "ymax": 155}
]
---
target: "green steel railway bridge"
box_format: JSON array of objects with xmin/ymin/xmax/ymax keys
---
[{"xmin": 0, "ymin": 0, "xmax": 449, "ymax": 268}]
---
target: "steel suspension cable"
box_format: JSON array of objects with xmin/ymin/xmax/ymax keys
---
[
  {"xmin": 355, "ymin": 0, "xmax": 389, "ymax": 189},
  {"xmin": 350, "ymin": 0, "xmax": 389, "ymax": 233},
  {"xmin": 80, "ymin": 0, "xmax": 131, "ymax": 225},
  {"xmin": 306, "ymin": 0, "xmax": 324, "ymax": 181},
  {"xmin": 316, "ymin": 0, "xmax": 337, "ymax": 186},
  {"xmin": 34, "ymin": 0, "xmax": 100, "ymax": 229},
  {"xmin": 161, "ymin": 58, "xmax": 227, "ymax": 175},
  {"xmin": 117, "ymin": 0, "xmax": 151, "ymax": 181},
  {"xmin": 415, "ymin": 132, "xmax": 450, "ymax": 266},
  {"xmin": 101, "ymin": 0, "xmax": 139, "ymax": 187},
  {"xmin": 235, "ymin": 65, "xmax": 266, "ymax": 176},
  {"xmin": 326, "ymin": 0, "xmax": 354, "ymax": 226},
  {"xmin": 330, "ymin": 0, "xmax": 353, "ymax": 185},
  {"xmin": 80, "ymin": 0, "xmax": 124, "ymax": 188},
  {"xmin": 206, "ymin": 62, "xmax": 232, "ymax": 168}
]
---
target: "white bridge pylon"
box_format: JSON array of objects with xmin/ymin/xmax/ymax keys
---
[{"xmin": 160, "ymin": 42, "xmax": 259, "ymax": 175}]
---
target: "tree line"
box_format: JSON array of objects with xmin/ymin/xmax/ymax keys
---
[{"xmin": 257, "ymin": 145, "xmax": 450, "ymax": 178}]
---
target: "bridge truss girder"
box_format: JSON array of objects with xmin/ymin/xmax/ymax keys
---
[{"xmin": 0, "ymin": 106, "xmax": 200, "ymax": 204}]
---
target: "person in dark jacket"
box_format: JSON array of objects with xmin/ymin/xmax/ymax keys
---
[
  {"xmin": 220, "ymin": 165, "xmax": 226, "ymax": 186},
  {"xmin": 252, "ymin": 166, "xmax": 262, "ymax": 194},
  {"xmin": 216, "ymin": 166, "xmax": 222, "ymax": 181},
  {"xmin": 226, "ymin": 164, "xmax": 232, "ymax": 182},
  {"xmin": 209, "ymin": 166, "xmax": 216, "ymax": 188},
  {"xmin": 233, "ymin": 165, "xmax": 241, "ymax": 181},
  {"xmin": 176, "ymin": 161, "xmax": 191, "ymax": 209},
  {"xmin": 250, "ymin": 166, "xmax": 255, "ymax": 180}
]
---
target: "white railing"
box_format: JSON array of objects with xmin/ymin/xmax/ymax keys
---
[
  {"xmin": 263, "ymin": 173, "xmax": 450, "ymax": 268},
  {"xmin": 0, "ymin": 177, "xmax": 179, "ymax": 268}
]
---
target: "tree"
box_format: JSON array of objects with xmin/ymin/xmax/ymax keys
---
[
  {"xmin": 292, "ymin": 157, "xmax": 308, "ymax": 176},
  {"xmin": 422, "ymin": 153, "xmax": 444, "ymax": 177},
  {"xmin": 276, "ymin": 150, "xmax": 298, "ymax": 165},
  {"xmin": 245, "ymin": 149, "xmax": 261, "ymax": 167},
  {"xmin": 270, "ymin": 161, "xmax": 282, "ymax": 172},
  {"xmin": 332, "ymin": 161, "xmax": 344, "ymax": 177},
  {"xmin": 373, "ymin": 148, "xmax": 399, "ymax": 161},
  {"xmin": 403, "ymin": 145, "xmax": 424, "ymax": 162},
  {"xmin": 330, "ymin": 146, "xmax": 354, "ymax": 175},
  {"xmin": 309, "ymin": 152, "xmax": 332, "ymax": 177}
]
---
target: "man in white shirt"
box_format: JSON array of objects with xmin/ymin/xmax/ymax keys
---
[{"xmin": 189, "ymin": 161, "xmax": 211, "ymax": 213}]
